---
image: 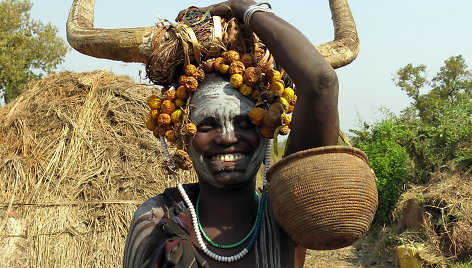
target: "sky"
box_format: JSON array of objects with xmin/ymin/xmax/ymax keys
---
[{"xmin": 27, "ymin": 0, "xmax": 472, "ymax": 134}]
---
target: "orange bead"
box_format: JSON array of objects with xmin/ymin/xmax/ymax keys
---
[
  {"xmin": 241, "ymin": 53, "xmax": 256, "ymax": 68},
  {"xmin": 185, "ymin": 64, "xmax": 197, "ymax": 76},
  {"xmin": 229, "ymin": 61, "xmax": 246, "ymax": 75},
  {"xmin": 165, "ymin": 90, "xmax": 177, "ymax": 102},
  {"xmin": 243, "ymin": 67, "xmax": 262, "ymax": 86},
  {"xmin": 279, "ymin": 125, "xmax": 290, "ymax": 135},
  {"xmin": 185, "ymin": 76, "xmax": 199, "ymax": 92},
  {"xmin": 149, "ymin": 109, "xmax": 159, "ymax": 121},
  {"xmin": 203, "ymin": 60, "xmax": 215, "ymax": 73},
  {"xmin": 248, "ymin": 107, "xmax": 265, "ymax": 126},
  {"xmin": 184, "ymin": 123, "xmax": 197, "ymax": 136},
  {"xmin": 165, "ymin": 129, "xmax": 177, "ymax": 143},
  {"xmin": 224, "ymin": 50, "xmax": 240, "ymax": 63},
  {"xmin": 178, "ymin": 75, "xmax": 188, "ymax": 86},
  {"xmin": 160, "ymin": 100, "xmax": 176, "ymax": 114},
  {"xmin": 194, "ymin": 69, "xmax": 205, "ymax": 82},
  {"xmin": 176, "ymin": 86, "xmax": 189, "ymax": 100},
  {"xmin": 158, "ymin": 113, "xmax": 171, "ymax": 127}
]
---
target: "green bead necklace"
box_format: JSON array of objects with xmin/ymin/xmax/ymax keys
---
[{"xmin": 196, "ymin": 192, "xmax": 261, "ymax": 249}]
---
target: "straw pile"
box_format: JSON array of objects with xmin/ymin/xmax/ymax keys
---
[
  {"xmin": 393, "ymin": 171, "xmax": 472, "ymax": 264},
  {"xmin": 0, "ymin": 71, "xmax": 196, "ymax": 267}
]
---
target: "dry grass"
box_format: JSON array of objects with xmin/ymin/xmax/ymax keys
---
[
  {"xmin": 393, "ymin": 172, "xmax": 472, "ymax": 265},
  {"xmin": 0, "ymin": 71, "xmax": 196, "ymax": 267}
]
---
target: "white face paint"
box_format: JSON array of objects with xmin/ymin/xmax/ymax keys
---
[{"xmin": 188, "ymin": 73, "xmax": 266, "ymax": 187}]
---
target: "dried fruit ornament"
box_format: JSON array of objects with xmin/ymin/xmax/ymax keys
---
[{"xmin": 146, "ymin": 49, "xmax": 297, "ymax": 170}]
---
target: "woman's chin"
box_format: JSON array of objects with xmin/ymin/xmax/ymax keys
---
[{"xmin": 204, "ymin": 170, "xmax": 253, "ymax": 189}]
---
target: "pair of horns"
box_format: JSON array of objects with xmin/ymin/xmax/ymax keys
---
[{"xmin": 66, "ymin": 0, "xmax": 359, "ymax": 69}]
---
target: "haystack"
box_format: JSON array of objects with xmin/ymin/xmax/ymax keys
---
[
  {"xmin": 0, "ymin": 71, "xmax": 196, "ymax": 267},
  {"xmin": 393, "ymin": 172, "xmax": 472, "ymax": 264}
]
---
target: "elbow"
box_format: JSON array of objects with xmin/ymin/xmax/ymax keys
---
[
  {"xmin": 317, "ymin": 65, "xmax": 338, "ymax": 95},
  {"xmin": 301, "ymin": 63, "xmax": 339, "ymax": 99}
]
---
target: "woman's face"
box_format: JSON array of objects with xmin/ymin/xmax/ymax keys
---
[{"xmin": 188, "ymin": 74, "xmax": 266, "ymax": 189}]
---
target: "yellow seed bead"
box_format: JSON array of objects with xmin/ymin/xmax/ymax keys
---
[
  {"xmin": 171, "ymin": 109, "xmax": 183, "ymax": 124},
  {"xmin": 269, "ymin": 81, "xmax": 285, "ymax": 95},
  {"xmin": 230, "ymin": 74, "xmax": 244, "ymax": 88},
  {"xmin": 147, "ymin": 95, "xmax": 162, "ymax": 110},
  {"xmin": 279, "ymin": 97, "xmax": 290, "ymax": 113},
  {"xmin": 266, "ymin": 69, "xmax": 281, "ymax": 83},
  {"xmin": 239, "ymin": 84, "xmax": 253, "ymax": 96},
  {"xmin": 219, "ymin": 64, "xmax": 230, "ymax": 75},
  {"xmin": 224, "ymin": 50, "xmax": 240, "ymax": 63},
  {"xmin": 178, "ymin": 75, "xmax": 188, "ymax": 86},
  {"xmin": 282, "ymin": 87, "xmax": 296, "ymax": 104},
  {"xmin": 283, "ymin": 115, "xmax": 292, "ymax": 126}
]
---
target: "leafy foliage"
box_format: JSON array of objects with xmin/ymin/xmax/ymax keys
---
[
  {"xmin": 0, "ymin": 0, "xmax": 68, "ymax": 103},
  {"xmin": 351, "ymin": 55, "xmax": 472, "ymax": 223}
]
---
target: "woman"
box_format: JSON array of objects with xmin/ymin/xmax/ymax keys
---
[{"xmin": 123, "ymin": 0, "xmax": 340, "ymax": 267}]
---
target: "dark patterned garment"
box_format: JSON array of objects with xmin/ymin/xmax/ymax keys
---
[{"xmin": 123, "ymin": 184, "xmax": 209, "ymax": 268}]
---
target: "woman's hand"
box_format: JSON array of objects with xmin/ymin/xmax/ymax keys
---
[{"xmin": 175, "ymin": 0, "xmax": 257, "ymax": 22}]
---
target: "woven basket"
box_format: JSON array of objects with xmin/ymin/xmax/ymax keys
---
[{"xmin": 267, "ymin": 146, "xmax": 378, "ymax": 250}]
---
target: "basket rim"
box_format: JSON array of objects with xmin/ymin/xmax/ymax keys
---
[{"xmin": 267, "ymin": 145, "xmax": 369, "ymax": 179}]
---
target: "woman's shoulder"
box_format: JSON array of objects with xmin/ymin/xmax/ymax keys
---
[{"xmin": 123, "ymin": 183, "xmax": 199, "ymax": 268}]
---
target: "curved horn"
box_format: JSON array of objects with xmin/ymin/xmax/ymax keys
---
[
  {"xmin": 317, "ymin": 0, "xmax": 359, "ymax": 69},
  {"xmin": 66, "ymin": 0, "xmax": 154, "ymax": 63}
]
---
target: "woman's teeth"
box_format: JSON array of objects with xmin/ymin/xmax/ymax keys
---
[{"xmin": 211, "ymin": 154, "xmax": 245, "ymax": 162}]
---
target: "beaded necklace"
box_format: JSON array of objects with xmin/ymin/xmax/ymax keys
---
[{"xmin": 196, "ymin": 191, "xmax": 261, "ymax": 249}]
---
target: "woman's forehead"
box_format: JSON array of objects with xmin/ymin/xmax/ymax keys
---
[{"xmin": 189, "ymin": 74, "xmax": 254, "ymax": 124}]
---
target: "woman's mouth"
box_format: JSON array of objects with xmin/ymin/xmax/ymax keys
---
[{"xmin": 210, "ymin": 153, "xmax": 246, "ymax": 162}]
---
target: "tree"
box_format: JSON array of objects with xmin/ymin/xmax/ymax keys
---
[
  {"xmin": 0, "ymin": 0, "xmax": 68, "ymax": 103},
  {"xmin": 352, "ymin": 55, "xmax": 472, "ymax": 223}
]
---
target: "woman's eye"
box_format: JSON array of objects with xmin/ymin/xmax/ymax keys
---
[
  {"xmin": 197, "ymin": 120, "xmax": 218, "ymax": 132},
  {"xmin": 235, "ymin": 119, "xmax": 254, "ymax": 129}
]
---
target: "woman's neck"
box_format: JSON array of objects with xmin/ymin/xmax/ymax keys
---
[{"xmin": 197, "ymin": 180, "xmax": 259, "ymax": 229}]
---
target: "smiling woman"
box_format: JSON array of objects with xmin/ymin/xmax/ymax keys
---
[
  {"xmin": 188, "ymin": 74, "xmax": 264, "ymax": 189},
  {"xmin": 65, "ymin": 0, "xmax": 364, "ymax": 267}
]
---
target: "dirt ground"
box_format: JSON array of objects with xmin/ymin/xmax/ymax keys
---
[{"xmin": 303, "ymin": 231, "xmax": 399, "ymax": 268}]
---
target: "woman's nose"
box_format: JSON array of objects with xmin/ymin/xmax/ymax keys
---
[{"xmin": 214, "ymin": 126, "xmax": 238, "ymax": 145}]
